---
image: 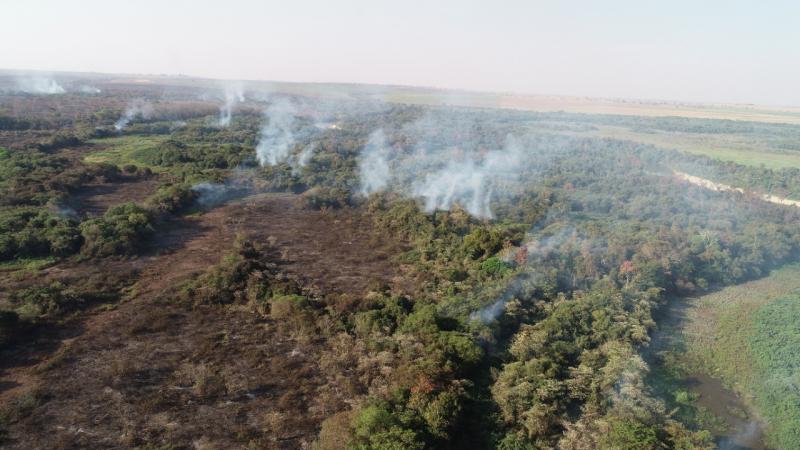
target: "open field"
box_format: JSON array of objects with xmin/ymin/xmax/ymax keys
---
[
  {"xmin": 108, "ymin": 76, "xmax": 800, "ymax": 125},
  {"xmin": 383, "ymin": 89, "xmax": 800, "ymax": 125},
  {"xmin": 84, "ymin": 135, "xmax": 172, "ymax": 170},
  {"xmin": 574, "ymin": 125, "xmax": 800, "ymax": 169}
]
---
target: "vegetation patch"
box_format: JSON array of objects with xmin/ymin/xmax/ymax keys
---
[
  {"xmin": 749, "ymin": 293, "xmax": 800, "ymax": 448},
  {"xmin": 85, "ymin": 135, "xmax": 172, "ymax": 170},
  {"xmin": 650, "ymin": 264, "xmax": 800, "ymax": 447}
]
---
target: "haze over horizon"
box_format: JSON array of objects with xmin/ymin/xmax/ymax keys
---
[{"xmin": 3, "ymin": 0, "xmax": 800, "ymax": 106}]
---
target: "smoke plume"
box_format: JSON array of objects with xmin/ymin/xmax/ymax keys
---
[
  {"xmin": 78, "ymin": 85, "xmax": 101, "ymax": 94},
  {"xmin": 191, "ymin": 182, "xmax": 247, "ymax": 209},
  {"xmin": 115, "ymin": 100, "xmax": 153, "ymax": 131},
  {"xmin": 218, "ymin": 84, "xmax": 245, "ymax": 127},
  {"xmin": 256, "ymin": 99, "xmax": 296, "ymax": 166},
  {"xmin": 292, "ymin": 144, "xmax": 316, "ymax": 174},
  {"xmin": 358, "ymin": 130, "xmax": 392, "ymax": 196},
  {"xmin": 15, "ymin": 76, "xmax": 65, "ymax": 94},
  {"xmin": 414, "ymin": 138, "xmax": 526, "ymax": 219},
  {"xmin": 355, "ymin": 126, "xmax": 528, "ymax": 219},
  {"xmin": 469, "ymin": 270, "xmax": 543, "ymax": 323}
]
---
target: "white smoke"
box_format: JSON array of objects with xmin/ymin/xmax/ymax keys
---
[
  {"xmin": 256, "ymin": 99, "xmax": 296, "ymax": 166},
  {"xmin": 353, "ymin": 107, "xmax": 540, "ymax": 218},
  {"xmin": 218, "ymin": 84, "xmax": 245, "ymax": 127},
  {"xmin": 291, "ymin": 143, "xmax": 316, "ymax": 174},
  {"xmin": 411, "ymin": 137, "xmax": 525, "ymax": 219},
  {"xmin": 191, "ymin": 182, "xmax": 248, "ymax": 208},
  {"xmin": 15, "ymin": 76, "xmax": 65, "ymax": 94},
  {"xmin": 718, "ymin": 421, "xmax": 762, "ymax": 450},
  {"xmin": 470, "ymin": 270, "xmax": 543, "ymax": 324},
  {"xmin": 78, "ymin": 85, "xmax": 101, "ymax": 94},
  {"xmin": 358, "ymin": 130, "xmax": 392, "ymax": 196},
  {"xmin": 114, "ymin": 100, "xmax": 153, "ymax": 131},
  {"xmin": 471, "ymin": 297, "xmax": 507, "ymax": 324}
]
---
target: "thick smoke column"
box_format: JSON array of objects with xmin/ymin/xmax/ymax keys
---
[
  {"xmin": 218, "ymin": 84, "xmax": 245, "ymax": 127},
  {"xmin": 15, "ymin": 76, "xmax": 65, "ymax": 94},
  {"xmin": 114, "ymin": 100, "xmax": 153, "ymax": 131},
  {"xmin": 358, "ymin": 130, "xmax": 392, "ymax": 195},
  {"xmin": 256, "ymin": 99, "xmax": 296, "ymax": 166}
]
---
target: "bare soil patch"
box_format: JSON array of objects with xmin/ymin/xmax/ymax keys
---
[{"xmin": 70, "ymin": 176, "xmax": 165, "ymax": 218}]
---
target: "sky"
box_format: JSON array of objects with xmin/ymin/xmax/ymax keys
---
[{"xmin": 2, "ymin": 0, "xmax": 800, "ymax": 106}]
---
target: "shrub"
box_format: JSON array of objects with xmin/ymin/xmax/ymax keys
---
[
  {"xmin": 462, "ymin": 228, "xmax": 503, "ymax": 259},
  {"xmin": 270, "ymin": 294, "xmax": 309, "ymax": 319},
  {"xmin": 481, "ymin": 257, "xmax": 512, "ymax": 277},
  {"xmin": 144, "ymin": 184, "xmax": 197, "ymax": 215},
  {"xmin": 10, "ymin": 282, "xmax": 82, "ymax": 319},
  {"xmin": 315, "ymin": 410, "xmax": 356, "ymax": 450},
  {"xmin": 79, "ymin": 203, "xmax": 154, "ymax": 256},
  {"xmin": 599, "ymin": 418, "xmax": 660, "ymax": 450},
  {"xmin": 0, "ymin": 208, "xmax": 81, "ymax": 261},
  {"xmin": 298, "ymin": 187, "xmax": 351, "ymax": 210},
  {"xmin": 36, "ymin": 133, "xmax": 83, "ymax": 152},
  {"xmin": 350, "ymin": 405, "xmax": 424, "ymax": 450}
]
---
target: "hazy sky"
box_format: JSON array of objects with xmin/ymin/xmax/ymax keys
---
[{"xmin": 3, "ymin": 0, "xmax": 800, "ymax": 105}]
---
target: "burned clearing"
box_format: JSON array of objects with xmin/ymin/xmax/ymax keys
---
[
  {"xmin": 1, "ymin": 192, "xmax": 412, "ymax": 448},
  {"xmin": 71, "ymin": 176, "xmax": 166, "ymax": 218}
]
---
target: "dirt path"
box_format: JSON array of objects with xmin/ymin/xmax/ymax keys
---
[
  {"xmin": 674, "ymin": 170, "xmax": 800, "ymax": 208},
  {"xmin": 1, "ymin": 193, "xmax": 410, "ymax": 449}
]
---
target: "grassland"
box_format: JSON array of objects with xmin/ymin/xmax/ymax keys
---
[
  {"xmin": 661, "ymin": 264, "xmax": 800, "ymax": 448},
  {"xmin": 85, "ymin": 135, "xmax": 171, "ymax": 171},
  {"xmin": 574, "ymin": 125, "xmax": 800, "ymax": 170},
  {"xmin": 748, "ymin": 294, "xmax": 800, "ymax": 448},
  {"xmin": 383, "ymin": 90, "xmax": 800, "ymax": 125},
  {"xmin": 0, "ymin": 256, "xmax": 58, "ymax": 272},
  {"xmin": 382, "ymin": 87, "xmax": 800, "ymax": 169}
]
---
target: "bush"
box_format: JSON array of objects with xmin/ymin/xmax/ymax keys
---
[
  {"xmin": 270, "ymin": 294, "xmax": 310, "ymax": 319},
  {"xmin": 298, "ymin": 187, "xmax": 351, "ymax": 210},
  {"xmin": 10, "ymin": 282, "xmax": 82, "ymax": 319},
  {"xmin": 481, "ymin": 257, "xmax": 512, "ymax": 277},
  {"xmin": 79, "ymin": 203, "xmax": 154, "ymax": 256},
  {"xmin": 0, "ymin": 208, "xmax": 81, "ymax": 261},
  {"xmin": 350, "ymin": 405, "xmax": 424, "ymax": 450},
  {"xmin": 36, "ymin": 133, "xmax": 83, "ymax": 152},
  {"xmin": 144, "ymin": 184, "xmax": 197, "ymax": 215},
  {"xmin": 181, "ymin": 238, "xmax": 302, "ymax": 308},
  {"xmin": 599, "ymin": 418, "xmax": 660, "ymax": 450},
  {"xmin": 316, "ymin": 410, "xmax": 356, "ymax": 450}
]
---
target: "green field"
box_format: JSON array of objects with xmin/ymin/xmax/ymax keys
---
[
  {"xmin": 748, "ymin": 294, "xmax": 800, "ymax": 448},
  {"xmin": 660, "ymin": 264, "xmax": 800, "ymax": 448},
  {"xmin": 85, "ymin": 135, "xmax": 171, "ymax": 171},
  {"xmin": 583, "ymin": 126, "xmax": 800, "ymax": 169}
]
